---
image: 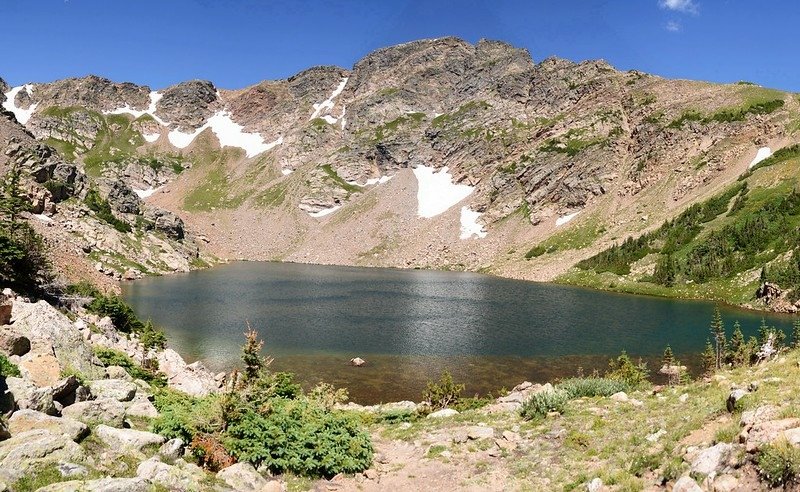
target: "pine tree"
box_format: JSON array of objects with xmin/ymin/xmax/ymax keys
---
[
  {"xmin": 654, "ymin": 254, "xmax": 677, "ymax": 287},
  {"xmin": 241, "ymin": 323, "xmax": 271, "ymax": 381},
  {"xmin": 709, "ymin": 307, "xmax": 726, "ymax": 369},
  {"xmin": 792, "ymin": 319, "xmax": 800, "ymax": 349},
  {"xmin": 662, "ymin": 345, "xmax": 675, "ymax": 367},
  {"xmin": 728, "ymin": 321, "xmax": 747, "ymax": 366},
  {"xmin": 760, "ymin": 265, "xmax": 768, "ymax": 283},
  {"xmin": 701, "ymin": 339, "xmax": 716, "ymax": 374}
]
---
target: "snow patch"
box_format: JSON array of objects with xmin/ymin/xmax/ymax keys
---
[
  {"xmin": 133, "ymin": 187, "xmax": 160, "ymax": 199},
  {"xmin": 32, "ymin": 213, "xmax": 52, "ymax": 223},
  {"xmin": 142, "ymin": 132, "xmax": 161, "ymax": 143},
  {"xmin": 106, "ymin": 91, "xmax": 168, "ymax": 125},
  {"xmin": 281, "ymin": 168, "xmax": 293, "ymax": 176},
  {"xmin": 310, "ymin": 78, "xmax": 348, "ymax": 120},
  {"xmin": 556, "ymin": 212, "xmax": 580, "ymax": 226},
  {"xmin": 321, "ymin": 115, "xmax": 338, "ymax": 124},
  {"xmin": 307, "ymin": 205, "xmax": 341, "ymax": 217},
  {"xmin": 167, "ymin": 112, "xmax": 282, "ymax": 157},
  {"xmin": 749, "ymin": 147, "xmax": 772, "ymax": 168},
  {"xmin": 459, "ymin": 207, "xmax": 487, "ymax": 239},
  {"xmin": 413, "ymin": 166, "xmax": 474, "ymax": 218},
  {"xmin": 2, "ymin": 85, "xmax": 38, "ymax": 125}
]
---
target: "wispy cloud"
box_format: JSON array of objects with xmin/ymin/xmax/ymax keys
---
[
  {"xmin": 665, "ymin": 20, "xmax": 682, "ymax": 32},
  {"xmin": 659, "ymin": 0, "xmax": 699, "ymax": 14}
]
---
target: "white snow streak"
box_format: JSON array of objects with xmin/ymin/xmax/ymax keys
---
[
  {"xmin": 413, "ymin": 165, "xmax": 474, "ymax": 218},
  {"xmin": 133, "ymin": 187, "xmax": 160, "ymax": 199},
  {"xmin": 310, "ymin": 78, "xmax": 348, "ymax": 121},
  {"xmin": 142, "ymin": 133, "xmax": 161, "ymax": 143},
  {"xmin": 459, "ymin": 207, "xmax": 487, "ymax": 239},
  {"xmin": 33, "ymin": 213, "xmax": 53, "ymax": 223},
  {"xmin": 281, "ymin": 169, "xmax": 293, "ymax": 176},
  {"xmin": 749, "ymin": 147, "xmax": 772, "ymax": 168},
  {"xmin": 307, "ymin": 205, "xmax": 341, "ymax": 217},
  {"xmin": 105, "ymin": 91, "xmax": 168, "ymax": 125},
  {"xmin": 2, "ymin": 85, "xmax": 38, "ymax": 125},
  {"xmin": 556, "ymin": 212, "xmax": 580, "ymax": 226}
]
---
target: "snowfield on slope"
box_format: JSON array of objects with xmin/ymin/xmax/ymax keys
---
[
  {"xmin": 310, "ymin": 78, "xmax": 348, "ymax": 121},
  {"xmin": 413, "ymin": 166, "xmax": 473, "ymax": 218},
  {"xmin": 168, "ymin": 113, "xmax": 283, "ymax": 158},
  {"xmin": 307, "ymin": 205, "xmax": 341, "ymax": 217},
  {"xmin": 459, "ymin": 207, "xmax": 487, "ymax": 239},
  {"xmin": 749, "ymin": 147, "xmax": 772, "ymax": 168},
  {"xmin": 2, "ymin": 85, "xmax": 38, "ymax": 125},
  {"xmin": 556, "ymin": 212, "xmax": 580, "ymax": 226}
]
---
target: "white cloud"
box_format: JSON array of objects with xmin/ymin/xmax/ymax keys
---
[
  {"xmin": 659, "ymin": 0, "xmax": 698, "ymax": 14},
  {"xmin": 666, "ymin": 20, "xmax": 682, "ymax": 32}
]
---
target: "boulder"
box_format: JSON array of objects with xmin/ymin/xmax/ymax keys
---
[
  {"xmin": 50, "ymin": 376, "xmax": 80, "ymax": 405},
  {"xmin": 61, "ymin": 398, "xmax": 126, "ymax": 427},
  {"xmin": 136, "ymin": 457, "xmax": 205, "ymax": 491},
  {"xmin": 106, "ymin": 180, "xmax": 141, "ymax": 214},
  {"xmin": 690, "ymin": 443, "xmax": 736, "ymax": 476},
  {"xmin": 0, "ymin": 302, "xmax": 11, "ymax": 325},
  {"xmin": 0, "ymin": 429, "xmax": 85, "ymax": 482},
  {"xmin": 712, "ymin": 474, "xmax": 740, "ymax": 492},
  {"xmin": 10, "ymin": 300, "xmax": 104, "ymax": 379},
  {"xmin": 37, "ymin": 477, "xmax": 152, "ymax": 492},
  {"xmin": 0, "ymin": 331, "xmax": 29, "ymax": 356},
  {"xmin": 58, "ymin": 462, "xmax": 88, "ymax": 478},
  {"xmin": 380, "ymin": 401, "xmax": 417, "ymax": 413},
  {"xmin": 427, "ymin": 408, "xmax": 459, "ymax": 419},
  {"xmin": 673, "ymin": 476, "xmax": 703, "ymax": 492},
  {"xmin": 467, "ymin": 426, "xmax": 495, "ymax": 440},
  {"xmin": 0, "ymin": 420, "xmax": 9, "ymax": 441},
  {"xmin": 610, "ymin": 392, "xmax": 629, "ymax": 402},
  {"xmin": 587, "ymin": 478, "xmax": 603, "ymax": 492},
  {"xmin": 95, "ymin": 424, "xmax": 165, "ymax": 452},
  {"xmin": 350, "ymin": 357, "xmax": 366, "ymax": 367},
  {"xmin": 8, "ymin": 410, "xmax": 88, "ymax": 441},
  {"xmin": 726, "ymin": 389, "xmax": 748, "ymax": 412},
  {"xmin": 105, "ymin": 365, "xmax": 133, "ymax": 381},
  {"xmin": 217, "ymin": 462, "xmax": 269, "ymax": 491},
  {"xmin": 5, "ymin": 377, "xmax": 56, "ymax": 414},
  {"xmin": 156, "ymin": 348, "xmax": 219, "ymax": 397},
  {"xmin": 125, "ymin": 397, "xmax": 159, "ymax": 419},
  {"xmin": 159, "ymin": 438, "xmax": 185, "ymax": 461},
  {"xmin": 744, "ymin": 418, "xmax": 800, "ymax": 452},
  {"xmin": 18, "ymin": 352, "xmax": 62, "ymax": 387},
  {"xmin": 88, "ymin": 379, "xmax": 137, "ymax": 402},
  {"xmin": 740, "ymin": 405, "xmax": 780, "ymax": 428}
]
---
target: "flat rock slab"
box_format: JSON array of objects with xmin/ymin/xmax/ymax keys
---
[
  {"xmin": 0, "ymin": 429, "xmax": 85, "ymax": 482},
  {"xmin": 37, "ymin": 477, "xmax": 152, "ymax": 492},
  {"xmin": 467, "ymin": 426, "xmax": 495, "ymax": 440},
  {"xmin": 8, "ymin": 409, "xmax": 88, "ymax": 441},
  {"xmin": 18, "ymin": 352, "xmax": 61, "ymax": 387},
  {"xmin": 427, "ymin": 408, "xmax": 459, "ymax": 419},
  {"xmin": 88, "ymin": 379, "xmax": 137, "ymax": 402},
  {"xmin": 61, "ymin": 398, "xmax": 126, "ymax": 427},
  {"xmin": 137, "ymin": 457, "xmax": 205, "ymax": 491},
  {"xmin": 95, "ymin": 424, "xmax": 165, "ymax": 452},
  {"xmin": 125, "ymin": 397, "xmax": 159, "ymax": 419}
]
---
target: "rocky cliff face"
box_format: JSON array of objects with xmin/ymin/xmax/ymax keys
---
[{"xmin": 1, "ymin": 37, "xmax": 798, "ymax": 284}]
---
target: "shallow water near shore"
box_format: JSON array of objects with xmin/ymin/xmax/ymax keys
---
[{"xmin": 122, "ymin": 261, "xmax": 794, "ymax": 404}]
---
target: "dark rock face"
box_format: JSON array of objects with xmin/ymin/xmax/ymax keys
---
[
  {"xmin": 143, "ymin": 207, "xmax": 185, "ymax": 240},
  {"xmin": 156, "ymin": 80, "xmax": 218, "ymax": 130},
  {"xmin": 104, "ymin": 180, "xmax": 141, "ymax": 215}
]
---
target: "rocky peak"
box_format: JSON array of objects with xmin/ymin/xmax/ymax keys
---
[
  {"xmin": 287, "ymin": 65, "xmax": 349, "ymax": 100},
  {"xmin": 32, "ymin": 75, "xmax": 149, "ymax": 113},
  {"xmin": 0, "ymin": 77, "xmax": 8, "ymax": 101},
  {"xmin": 156, "ymin": 79, "xmax": 219, "ymax": 130}
]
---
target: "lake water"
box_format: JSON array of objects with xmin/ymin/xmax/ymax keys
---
[{"xmin": 121, "ymin": 262, "xmax": 795, "ymax": 403}]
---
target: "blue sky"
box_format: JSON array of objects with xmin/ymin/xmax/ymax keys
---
[{"xmin": 1, "ymin": 0, "xmax": 798, "ymax": 91}]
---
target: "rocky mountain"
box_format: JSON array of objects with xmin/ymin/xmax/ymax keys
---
[{"xmin": 1, "ymin": 37, "xmax": 798, "ymax": 297}]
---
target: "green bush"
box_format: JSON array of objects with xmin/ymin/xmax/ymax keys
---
[
  {"xmin": 422, "ymin": 370, "xmax": 465, "ymax": 410},
  {"xmin": 557, "ymin": 377, "xmax": 629, "ymax": 398},
  {"xmin": 93, "ymin": 346, "xmax": 166, "ymax": 387},
  {"xmin": 140, "ymin": 320, "xmax": 167, "ymax": 350},
  {"xmin": 757, "ymin": 440, "xmax": 800, "ymax": 487},
  {"xmin": 152, "ymin": 390, "xmax": 223, "ymax": 442},
  {"xmin": 520, "ymin": 389, "xmax": 570, "ymax": 420},
  {"xmin": 605, "ymin": 351, "xmax": 650, "ymax": 388},
  {"xmin": 0, "ymin": 354, "xmax": 21, "ymax": 377},
  {"xmin": 87, "ymin": 294, "xmax": 144, "ymax": 333},
  {"xmin": 224, "ymin": 400, "xmax": 373, "ymax": 477}
]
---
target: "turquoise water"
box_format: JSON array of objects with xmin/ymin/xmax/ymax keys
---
[{"xmin": 121, "ymin": 262, "xmax": 794, "ymax": 403}]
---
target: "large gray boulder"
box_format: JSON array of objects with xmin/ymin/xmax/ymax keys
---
[
  {"xmin": 690, "ymin": 442, "xmax": 736, "ymax": 476},
  {"xmin": 216, "ymin": 462, "xmax": 269, "ymax": 491},
  {"xmin": 87, "ymin": 379, "xmax": 137, "ymax": 402},
  {"xmin": 8, "ymin": 409, "xmax": 88, "ymax": 441},
  {"xmin": 144, "ymin": 207, "xmax": 185, "ymax": 240},
  {"xmin": 125, "ymin": 397, "xmax": 159, "ymax": 419},
  {"xmin": 10, "ymin": 300, "xmax": 104, "ymax": 379},
  {"xmin": 0, "ymin": 429, "xmax": 85, "ymax": 482},
  {"xmin": 136, "ymin": 457, "xmax": 205, "ymax": 491},
  {"xmin": 94, "ymin": 425, "xmax": 165, "ymax": 452},
  {"xmin": 105, "ymin": 180, "xmax": 141, "ymax": 214},
  {"xmin": 5, "ymin": 377, "xmax": 56, "ymax": 414},
  {"xmin": 61, "ymin": 398, "xmax": 126, "ymax": 427}
]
